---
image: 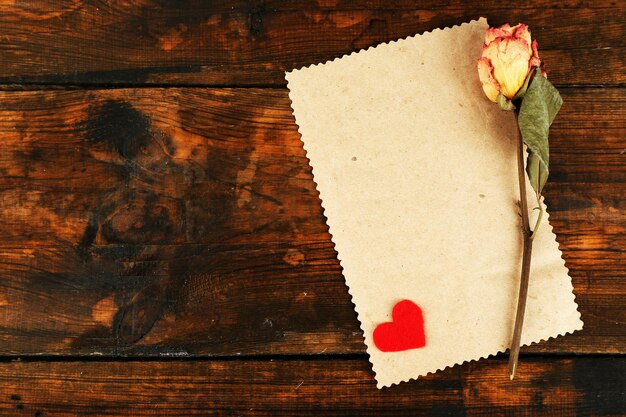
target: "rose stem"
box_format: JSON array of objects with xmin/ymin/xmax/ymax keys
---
[{"xmin": 508, "ymin": 114, "xmax": 534, "ymax": 380}]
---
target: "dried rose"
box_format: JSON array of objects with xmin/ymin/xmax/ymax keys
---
[
  {"xmin": 475, "ymin": 22, "xmax": 564, "ymax": 381},
  {"xmin": 477, "ymin": 24, "xmax": 544, "ymax": 106}
]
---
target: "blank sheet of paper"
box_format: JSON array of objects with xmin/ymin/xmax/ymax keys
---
[{"xmin": 286, "ymin": 18, "xmax": 582, "ymax": 388}]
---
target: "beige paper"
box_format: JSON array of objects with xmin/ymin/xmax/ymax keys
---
[{"xmin": 286, "ymin": 18, "xmax": 583, "ymax": 388}]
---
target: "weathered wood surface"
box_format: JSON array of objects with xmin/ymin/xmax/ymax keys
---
[
  {"xmin": 0, "ymin": 87, "xmax": 623, "ymax": 356},
  {"xmin": 0, "ymin": 1, "xmax": 623, "ymax": 86},
  {"xmin": 0, "ymin": 357, "xmax": 624, "ymax": 416},
  {"xmin": 0, "ymin": 1, "xmax": 624, "ymax": 414}
]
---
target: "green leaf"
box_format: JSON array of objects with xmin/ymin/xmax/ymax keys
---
[
  {"xmin": 497, "ymin": 93, "xmax": 516, "ymax": 111},
  {"xmin": 518, "ymin": 74, "xmax": 563, "ymax": 195},
  {"xmin": 526, "ymin": 151, "xmax": 548, "ymax": 196}
]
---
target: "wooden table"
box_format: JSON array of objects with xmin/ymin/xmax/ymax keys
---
[{"xmin": 0, "ymin": 1, "xmax": 624, "ymax": 415}]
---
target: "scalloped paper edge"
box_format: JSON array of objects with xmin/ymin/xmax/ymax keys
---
[{"xmin": 285, "ymin": 17, "xmax": 583, "ymax": 388}]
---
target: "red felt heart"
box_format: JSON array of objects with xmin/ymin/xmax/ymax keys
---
[{"xmin": 373, "ymin": 300, "xmax": 426, "ymax": 352}]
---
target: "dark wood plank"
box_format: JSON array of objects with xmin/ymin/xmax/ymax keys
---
[
  {"xmin": 0, "ymin": 2, "xmax": 623, "ymax": 86},
  {"xmin": 6, "ymin": 0, "xmax": 619, "ymax": 12},
  {"xmin": 0, "ymin": 357, "xmax": 624, "ymax": 416},
  {"xmin": 0, "ymin": 87, "xmax": 623, "ymax": 356}
]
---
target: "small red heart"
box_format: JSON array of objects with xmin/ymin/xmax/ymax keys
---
[{"xmin": 373, "ymin": 300, "xmax": 426, "ymax": 352}]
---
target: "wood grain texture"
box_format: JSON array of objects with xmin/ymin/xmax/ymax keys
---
[
  {"xmin": 0, "ymin": 87, "xmax": 623, "ymax": 356},
  {"xmin": 0, "ymin": 357, "xmax": 624, "ymax": 416},
  {"xmin": 0, "ymin": 1, "xmax": 623, "ymax": 414},
  {"xmin": 0, "ymin": 1, "xmax": 623, "ymax": 86}
]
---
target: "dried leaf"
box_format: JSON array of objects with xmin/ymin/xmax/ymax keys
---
[{"xmin": 518, "ymin": 74, "xmax": 562, "ymax": 195}]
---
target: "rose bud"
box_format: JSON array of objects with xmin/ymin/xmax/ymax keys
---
[{"xmin": 477, "ymin": 23, "xmax": 545, "ymax": 107}]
